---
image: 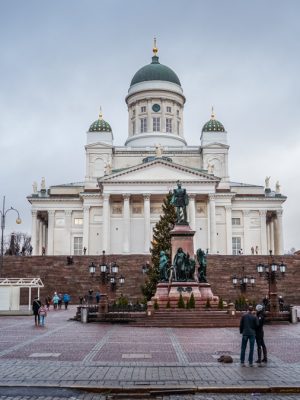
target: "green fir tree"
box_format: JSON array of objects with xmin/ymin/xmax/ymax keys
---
[
  {"xmin": 188, "ymin": 292, "xmax": 195, "ymax": 309},
  {"xmin": 141, "ymin": 192, "xmax": 176, "ymax": 301},
  {"xmin": 178, "ymin": 293, "xmax": 185, "ymax": 309}
]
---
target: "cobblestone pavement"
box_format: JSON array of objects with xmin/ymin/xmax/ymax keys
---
[{"xmin": 0, "ymin": 306, "xmax": 299, "ymax": 396}]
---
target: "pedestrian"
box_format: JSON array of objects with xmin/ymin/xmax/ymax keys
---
[
  {"xmin": 95, "ymin": 291, "xmax": 100, "ymax": 304},
  {"xmin": 63, "ymin": 293, "xmax": 71, "ymax": 309},
  {"xmin": 29, "ymin": 245, "xmax": 33, "ymax": 256},
  {"xmin": 251, "ymin": 246, "xmax": 254, "ymax": 255},
  {"xmin": 255, "ymin": 304, "xmax": 267, "ymax": 364},
  {"xmin": 239, "ymin": 305, "xmax": 258, "ymax": 367},
  {"xmin": 52, "ymin": 292, "xmax": 59, "ymax": 310},
  {"xmin": 21, "ymin": 245, "xmax": 26, "ymax": 256},
  {"xmin": 38, "ymin": 303, "xmax": 47, "ymax": 327},
  {"xmin": 255, "ymin": 245, "xmax": 259, "ymax": 255},
  {"xmin": 88, "ymin": 288, "xmax": 93, "ymax": 304},
  {"xmin": 32, "ymin": 297, "xmax": 41, "ymax": 326},
  {"xmin": 42, "ymin": 246, "xmax": 46, "ymax": 256},
  {"xmin": 262, "ymin": 295, "xmax": 269, "ymax": 310},
  {"xmin": 83, "ymin": 246, "xmax": 87, "ymax": 255},
  {"xmin": 79, "ymin": 295, "xmax": 84, "ymax": 305},
  {"xmin": 45, "ymin": 296, "xmax": 51, "ymax": 311},
  {"xmin": 58, "ymin": 293, "xmax": 63, "ymax": 309}
]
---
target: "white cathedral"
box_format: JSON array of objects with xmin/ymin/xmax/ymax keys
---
[{"xmin": 28, "ymin": 43, "xmax": 286, "ymax": 256}]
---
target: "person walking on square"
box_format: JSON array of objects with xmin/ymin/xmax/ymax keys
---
[
  {"xmin": 63, "ymin": 293, "xmax": 71, "ymax": 310},
  {"xmin": 240, "ymin": 305, "xmax": 258, "ymax": 366},
  {"xmin": 32, "ymin": 297, "xmax": 41, "ymax": 326},
  {"xmin": 38, "ymin": 303, "xmax": 47, "ymax": 327},
  {"xmin": 52, "ymin": 292, "xmax": 59, "ymax": 310},
  {"xmin": 255, "ymin": 304, "xmax": 267, "ymax": 364}
]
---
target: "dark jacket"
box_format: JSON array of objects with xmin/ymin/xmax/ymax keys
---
[
  {"xmin": 240, "ymin": 312, "xmax": 258, "ymax": 336},
  {"xmin": 256, "ymin": 311, "xmax": 265, "ymax": 335},
  {"xmin": 32, "ymin": 299, "xmax": 41, "ymax": 314}
]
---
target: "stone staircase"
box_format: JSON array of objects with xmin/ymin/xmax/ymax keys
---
[{"xmin": 127, "ymin": 309, "xmax": 240, "ymax": 328}]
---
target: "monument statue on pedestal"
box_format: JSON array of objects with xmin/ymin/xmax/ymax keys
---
[
  {"xmin": 196, "ymin": 248, "xmax": 207, "ymax": 283},
  {"xmin": 170, "ymin": 181, "xmax": 189, "ymax": 224}
]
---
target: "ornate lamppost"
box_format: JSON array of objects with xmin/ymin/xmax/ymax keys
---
[
  {"xmin": 88, "ymin": 250, "xmax": 125, "ymax": 291},
  {"xmin": 256, "ymin": 250, "xmax": 286, "ymax": 314},
  {"xmin": 232, "ymin": 266, "xmax": 255, "ymax": 292},
  {"xmin": 0, "ymin": 196, "xmax": 22, "ymax": 269}
]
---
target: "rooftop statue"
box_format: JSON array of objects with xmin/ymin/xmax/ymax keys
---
[
  {"xmin": 170, "ymin": 181, "xmax": 189, "ymax": 224},
  {"xmin": 265, "ymin": 176, "xmax": 271, "ymax": 189}
]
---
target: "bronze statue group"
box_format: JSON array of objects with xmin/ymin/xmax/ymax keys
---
[{"xmin": 159, "ymin": 247, "xmax": 207, "ymax": 283}]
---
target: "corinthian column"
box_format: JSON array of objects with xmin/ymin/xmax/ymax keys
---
[
  {"xmin": 65, "ymin": 210, "xmax": 72, "ymax": 255},
  {"xmin": 243, "ymin": 210, "xmax": 250, "ymax": 255},
  {"xmin": 102, "ymin": 194, "xmax": 110, "ymax": 253},
  {"xmin": 31, "ymin": 210, "xmax": 38, "ymax": 256},
  {"xmin": 275, "ymin": 210, "xmax": 284, "ymax": 255},
  {"xmin": 123, "ymin": 194, "xmax": 131, "ymax": 253},
  {"xmin": 143, "ymin": 194, "xmax": 151, "ymax": 253},
  {"xmin": 225, "ymin": 205, "xmax": 232, "ymax": 255},
  {"xmin": 209, "ymin": 195, "xmax": 217, "ymax": 254},
  {"xmin": 47, "ymin": 210, "xmax": 55, "ymax": 255},
  {"xmin": 259, "ymin": 210, "xmax": 267, "ymax": 255}
]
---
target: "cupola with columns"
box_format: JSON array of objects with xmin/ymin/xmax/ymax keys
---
[{"xmin": 125, "ymin": 39, "xmax": 186, "ymax": 147}]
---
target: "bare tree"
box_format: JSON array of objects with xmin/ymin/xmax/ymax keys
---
[{"xmin": 4, "ymin": 232, "xmax": 31, "ymax": 255}]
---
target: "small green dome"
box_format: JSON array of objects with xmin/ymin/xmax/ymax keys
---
[
  {"xmin": 130, "ymin": 55, "xmax": 181, "ymax": 87},
  {"xmin": 89, "ymin": 113, "xmax": 112, "ymax": 132},
  {"xmin": 202, "ymin": 110, "xmax": 225, "ymax": 132}
]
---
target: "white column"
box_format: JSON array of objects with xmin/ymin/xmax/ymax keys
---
[
  {"xmin": 270, "ymin": 218, "xmax": 275, "ymax": 255},
  {"xmin": 42, "ymin": 223, "xmax": 46, "ymax": 249},
  {"xmin": 243, "ymin": 210, "xmax": 250, "ymax": 255},
  {"xmin": 209, "ymin": 195, "xmax": 217, "ymax": 254},
  {"xmin": 102, "ymin": 194, "xmax": 110, "ymax": 253},
  {"xmin": 31, "ymin": 210, "xmax": 38, "ymax": 256},
  {"xmin": 188, "ymin": 194, "xmax": 196, "ymax": 230},
  {"xmin": 38, "ymin": 220, "xmax": 43, "ymax": 255},
  {"xmin": 83, "ymin": 206, "xmax": 90, "ymax": 255},
  {"xmin": 47, "ymin": 210, "xmax": 55, "ymax": 255},
  {"xmin": 259, "ymin": 210, "xmax": 267, "ymax": 255},
  {"xmin": 147, "ymin": 100, "xmax": 151, "ymax": 133},
  {"xmin": 143, "ymin": 194, "xmax": 151, "ymax": 253},
  {"xmin": 65, "ymin": 210, "xmax": 72, "ymax": 255},
  {"xmin": 276, "ymin": 210, "xmax": 284, "ymax": 255},
  {"xmin": 123, "ymin": 194, "xmax": 131, "ymax": 253},
  {"xmin": 225, "ymin": 205, "xmax": 232, "ymax": 255},
  {"xmin": 161, "ymin": 100, "xmax": 165, "ymax": 133}
]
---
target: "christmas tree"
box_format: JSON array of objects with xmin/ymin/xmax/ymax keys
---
[{"xmin": 141, "ymin": 192, "xmax": 176, "ymax": 301}]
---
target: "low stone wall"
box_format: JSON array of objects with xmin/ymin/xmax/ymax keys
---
[{"xmin": 0, "ymin": 254, "xmax": 299, "ymax": 305}]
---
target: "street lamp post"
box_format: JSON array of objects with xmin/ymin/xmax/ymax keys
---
[
  {"xmin": 256, "ymin": 250, "xmax": 287, "ymax": 314},
  {"xmin": 0, "ymin": 196, "xmax": 22, "ymax": 270},
  {"xmin": 232, "ymin": 265, "xmax": 255, "ymax": 292},
  {"xmin": 88, "ymin": 250, "xmax": 125, "ymax": 291}
]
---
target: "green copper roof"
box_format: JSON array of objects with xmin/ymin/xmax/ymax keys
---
[
  {"xmin": 202, "ymin": 110, "xmax": 225, "ymax": 132},
  {"xmin": 89, "ymin": 116, "xmax": 112, "ymax": 132},
  {"xmin": 130, "ymin": 55, "xmax": 181, "ymax": 87}
]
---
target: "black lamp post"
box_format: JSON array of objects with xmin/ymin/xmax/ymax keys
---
[
  {"xmin": 0, "ymin": 196, "xmax": 22, "ymax": 269},
  {"xmin": 232, "ymin": 266, "xmax": 255, "ymax": 292},
  {"xmin": 256, "ymin": 250, "xmax": 286, "ymax": 314},
  {"xmin": 88, "ymin": 250, "xmax": 125, "ymax": 291}
]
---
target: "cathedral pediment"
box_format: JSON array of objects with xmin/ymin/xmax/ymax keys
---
[{"xmin": 99, "ymin": 159, "xmax": 220, "ymax": 183}]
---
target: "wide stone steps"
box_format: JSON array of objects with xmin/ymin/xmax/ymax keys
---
[{"xmin": 128, "ymin": 309, "xmax": 240, "ymax": 328}]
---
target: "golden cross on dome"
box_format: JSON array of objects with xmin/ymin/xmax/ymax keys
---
[
  {"xmin": 153, "ymin": 37, "xmax": 158, "ymax": 55},
  {"xmin": 99, "ymin": 106, "xmax": 103, "ymax": 120},
  {"xmin": 211, "ymin": 106, "xmax": 215, "ymax": 120}
]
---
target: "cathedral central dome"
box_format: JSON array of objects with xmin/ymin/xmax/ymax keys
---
[{"xmin": 130, "ymin": 55, "xmax": 181, "ymax": 87}]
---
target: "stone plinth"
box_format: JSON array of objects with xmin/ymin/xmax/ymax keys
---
[
  {"xmin": 170, "ymin": 224, "xmax": 195, "ymax": 259},
  {"xmin": 150, "ymin": 281, "xmax": 219, "ymax": 310}
]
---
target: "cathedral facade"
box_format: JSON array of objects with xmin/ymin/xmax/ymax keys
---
[{"xmin": 28, "ymin": 45, "xmax": 286, "ymax": 256}]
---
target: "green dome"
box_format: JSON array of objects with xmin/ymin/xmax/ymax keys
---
[
  {"xmin": 130, "ymin": 55, "xmax": 181, "ymax": 87},
  {"xmin": 89, "ymin": 115, "xmax": 112, "ymax": 132},
  {"xmin": 202, "ymin": 111, "xmax": 225, "ymax": 132}
]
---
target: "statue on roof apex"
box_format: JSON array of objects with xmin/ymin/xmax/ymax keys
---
[
  {"xmin": 276, "ymin": 181, "xmax": 281, "ymax": 194},
  {"xmin": 265, "ymin": 176, "xmax": 271, "ymax": 189},
  {"xmin": 32, "ymin": 181, "xmax": 38, "ymax": 194},
  {"xmin": 155, "ymin": 143, "xmax": 163, "ymax": 158},
  {"xmin": 41, "ymin": 177, "xmax": 46, "ymax": 191}
]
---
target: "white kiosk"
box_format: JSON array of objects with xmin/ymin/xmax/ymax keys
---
[{"xmin": 0, "ymin": 278, "xmax": 44, "ymax": 314}]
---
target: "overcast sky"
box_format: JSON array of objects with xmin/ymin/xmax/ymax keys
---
[{"xmin": 0, "ymin": 0, "xmax": 299, "ymax": 252}]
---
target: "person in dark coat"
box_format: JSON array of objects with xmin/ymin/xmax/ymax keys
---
[
  {"xmin": 255, "ymin": 304, "xmax": 267, "ymax": 364},
  {"xmin": 32, "ymin": 297, "xmax": 41, "ymax": 326},
  {"xmin": 239, "ymin": 305, "xmax": 259, "ymax": 366}
]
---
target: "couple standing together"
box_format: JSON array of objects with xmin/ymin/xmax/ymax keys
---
[{"xmin": 240, "ymin": 304, "xmax": 267, "ymax": 366}]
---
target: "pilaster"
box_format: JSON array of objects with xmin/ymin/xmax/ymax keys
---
[
  {"xmin": 209, "ymin": 195, "xmax": 217, "ymax": 254},
  {"xmin": 47, "ymin": 210, "xmax": 55, "ymax": 255},
  {"xmin": 102, "ymin": 194, "xmax": 110, "ymax": 253},
  {"xmin": 143, "ymin": 194, "xmax": 151, "ymax": 253},
  {"xmin": 225, "ymin": 205, "xmax": 232, "ymax": 255},
  {"xmin": 243, "ymin": 210, "xmax": 250, "ymax": 255},
  {"xmin": 31, "ymin": 210, "xmax": 38, "ymax": 256},
  {"xmin": 259, "ymin": 210, "xmax": 267, "ymax": 255},
  {"xmin": 123, "ymin": 194, "xmax": 131, "ymax": 253},
  {"xmin": 83, "ymin": 206, "xmax": 90, "ymax": 255}
]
